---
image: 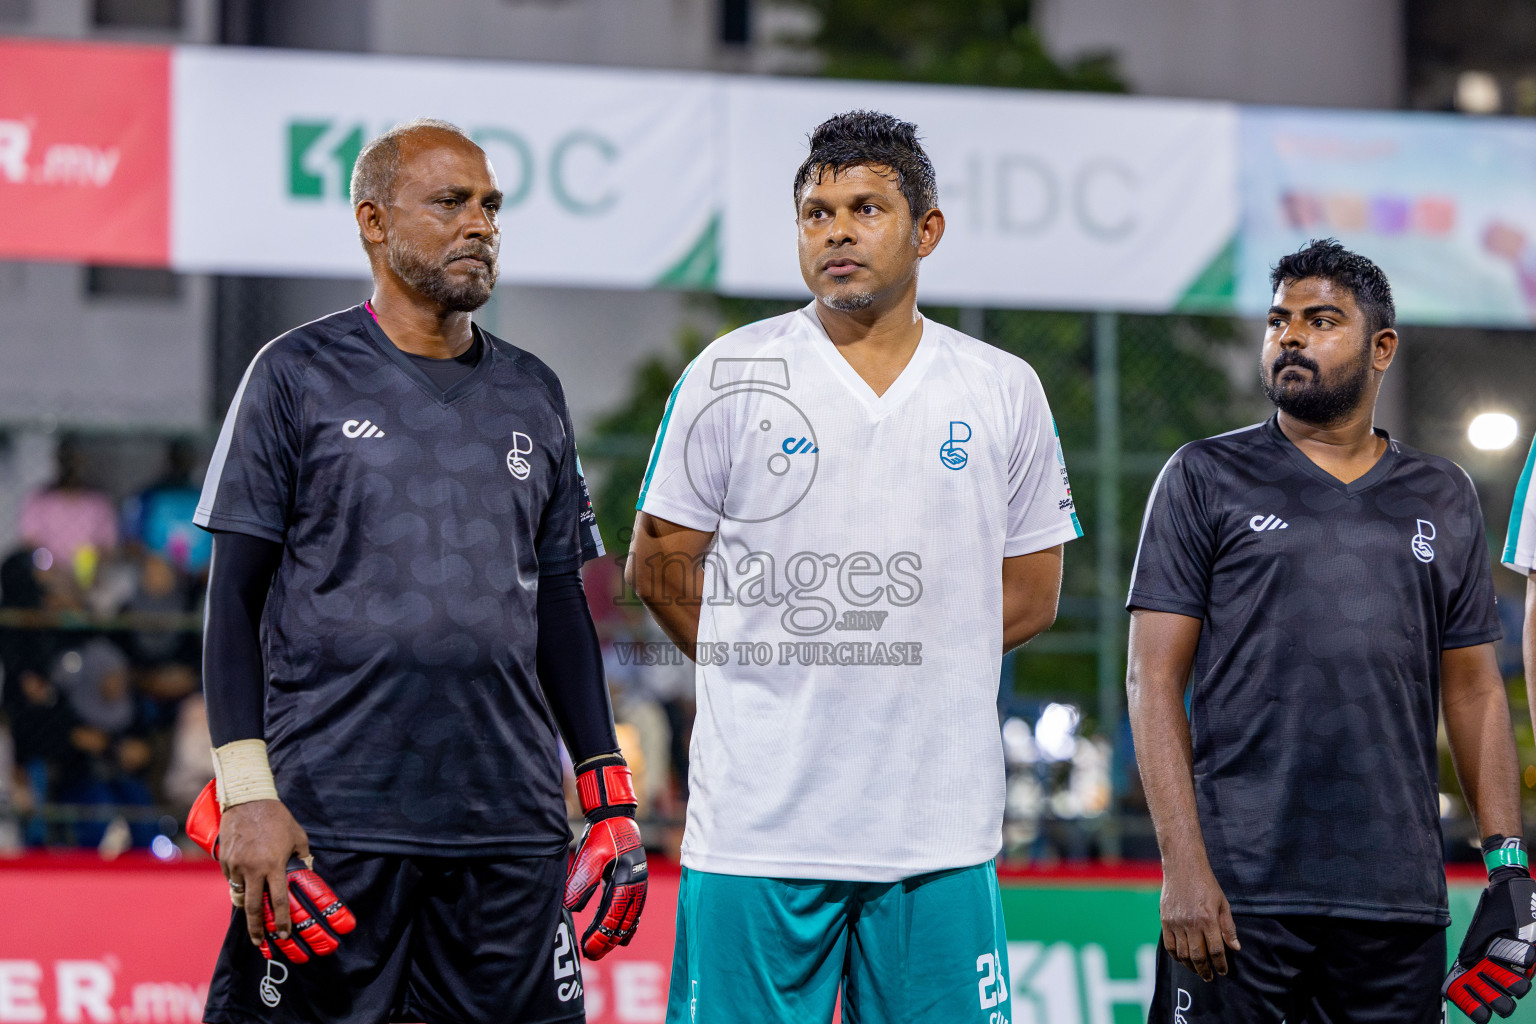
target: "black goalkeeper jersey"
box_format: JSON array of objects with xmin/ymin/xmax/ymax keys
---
[
  {"xmin": 1128, "ymin": 417, "xmax": 1501, "ymax": 926},
  {"xmin": 196, "ymin": 305, "xmax": 602, "ymax": 856}
]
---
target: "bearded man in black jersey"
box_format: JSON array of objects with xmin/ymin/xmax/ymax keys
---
[
  {"xmin": 191, "ymin": 118, "xmax": 646, "ymax": 1024},
  {"xmin": 1128, "ymin": 238, "xmax": 1530, "ymax": 1024}
]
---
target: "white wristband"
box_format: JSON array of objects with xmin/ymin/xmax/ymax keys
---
[{"xmin": 211, "ymin": 739, "xmax": 279, "ymax": 810}]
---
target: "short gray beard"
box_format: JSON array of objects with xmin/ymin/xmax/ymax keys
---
[
  {"xmin": 819, "ymin": 289, "xmax": 876, "ymax": 313},
  {"xmin": 387, "ymin": 234, "xmax": 497, "ymax": 313}
]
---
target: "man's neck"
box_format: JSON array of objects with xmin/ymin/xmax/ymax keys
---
[
  {"xmin": 812, "ymin": 284, "xmax": 924, "ymax": 397},
  {"xmin": 1277, "ymin": 404, "xmax": 1387, "ymax": 484},
  {"xmin": 367, "ymin": 285, "xmax": 475, "ymax": 360}
]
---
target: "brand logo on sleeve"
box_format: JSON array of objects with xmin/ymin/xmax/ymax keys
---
[
  {"xmin": 507, "ymin": 431, "xmax": 533, "ymax": 480},
  {"xmin": 341, "ymin": 418, "xmax": 385, "ymax": 439},
  {"xmin": 940, "ymin": 420, "xmax": 971, "ymax": 470},
  {"xmin": 1412, "ymin": 519, "xmax": 1436, "ymax": 563},
  {"xmin": 1249, "ymin": 514, "xmax": 1289, "ymax": 532}
]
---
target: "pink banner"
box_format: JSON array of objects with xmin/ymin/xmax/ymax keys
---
[
  {"xmin": 0, "ymin": 854, "xmax": 677, "ymax": 1024},
  {"xmin": 0, "ymin": 38, "xmax": 171, "ymax": 266}
]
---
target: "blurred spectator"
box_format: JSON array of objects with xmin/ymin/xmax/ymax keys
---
[
  {"xmin": 160, "ymin": 694, "xmax": 214, "ymax": 810},
  {"xmin": 17, "ymin": 436, "xmax": 117, "ymax": 587},
  {"xmin": 121, "ymin": 438, "xmax": 210, "ymax": 575},
  {"xmin": 122, "ymin": 552, "xmax": 201, "ymax": 733},
  {"xmin": 0, "ymin": 548, "xmax": 55, "ymax": 715},
  {"xmin": 9, "ymin": 658, "xmax": 93, "ymax": 845},
  {"xmin": 48, "ymin": 638, "xmax": 156, "ymax": 847},
  {"xmin": 0, "ymin": 709, "xmax": 21, "ymax": 852}
]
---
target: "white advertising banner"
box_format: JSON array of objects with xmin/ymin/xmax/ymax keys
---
[
  {"xmin": 718, "ymin": 78, "xmax": 1240, "ymax": 312},
  {"xmin": 171, "ymin": 47, "xmax": 720, "ymax": 288}
]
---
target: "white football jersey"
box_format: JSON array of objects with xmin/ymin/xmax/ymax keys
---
[
  {"xmin": 1505, "ymin": 435, "xmax": 1536, "ymax": 575},
  {"xmin": 637, "ymin": 302, "xmax": 1081, "ymax": 881}
]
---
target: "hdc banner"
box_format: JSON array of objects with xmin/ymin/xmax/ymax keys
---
[
  {"xmin": 718, "ymin": 78, "xmax": 1240, "ymax": 313},
  {"xmin": 170, "ymin": 47, "xmax": 720, "ymax": 289}
]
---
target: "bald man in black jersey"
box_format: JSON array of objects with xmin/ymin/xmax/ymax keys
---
[{"xmin": 191, "ymin": 118, "xmax": 646, "ymax": 1024}]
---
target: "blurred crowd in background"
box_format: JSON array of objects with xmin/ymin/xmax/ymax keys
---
[
  {"xmin": 0, "ymin": 423, "xmax": 1498, "ymax": 869},
  {"xmin": 0, "ymin": 431, "xmax": 1129, "ymax": 863}
]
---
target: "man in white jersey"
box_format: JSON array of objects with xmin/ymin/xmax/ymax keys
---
[
  {"xmin": 1504, "ymin": 447, "xmax": 1536, "ymax": 753},
  {"xmin": 627, "ymin": 110, "xmax": 1081, "ymax": 1024}
]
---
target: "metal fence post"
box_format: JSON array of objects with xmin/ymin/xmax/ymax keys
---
[{"xmin": 1094, "ymin": 310, "xmax": 1124, "ymax": 856}]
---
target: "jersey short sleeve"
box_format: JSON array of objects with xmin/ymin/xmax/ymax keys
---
[
  {"xmin": 1503, "ymin": 435, "xmax": 1536, "ymax": 575},
  {"xmin": 1446, "ymin": 470, "xmax": 1502, "ymax": 648},
  {"xmin": 195, "ymin": 342, "xmax": 302, "ymax": 543},
  {"xmin": 535, "ymin": 380, "xmax": 604, "ymax": 575},
  {"xmin": 1004, "ymin": 369, "xmax": 1084, "ymax": 556},
  {"xmin": 1126, "ymin": 449, "xmax": 1215, "ymax": 619},
  {"xmin": 636, "ymin": 355, "xmax": 725, "ymax": 532}
]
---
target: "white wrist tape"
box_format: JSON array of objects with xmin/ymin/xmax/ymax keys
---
[{"xmin": 211, "ymin": 739, "xmax": 279, "ymax": 810}]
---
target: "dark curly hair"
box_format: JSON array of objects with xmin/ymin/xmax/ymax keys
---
[
  {"xmin": 792, "ymin": 110, "xmax": 938, "ymax": 231},
  {"xmin": 1270, "ymin": 238, "xmax": 1396, "ymax": 338}
]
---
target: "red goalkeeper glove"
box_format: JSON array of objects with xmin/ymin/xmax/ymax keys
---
[
  {"xmin": 1445, "ymin": 837, "xmax": 1536, "ymax": 1023},
  {"xmin": 563, "ymin": 753, "xmax": 648, "ymax": 959},
  {"xmin": 186, "ymin": 779, "xmax": 357, "ymax": 964}
]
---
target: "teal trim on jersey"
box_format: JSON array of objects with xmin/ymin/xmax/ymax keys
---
[
  {"xmin": 1070, "ymin": 511, "xmax": 1084, "ymax": 537},
  {"xmin": 666, "ymin": 862, "xmax": 1010, "ymax": 1024},
  {"xmin": 636, "ymin": 359, "xmax": 696, "ymax": 510},
  {"xmin": 1504, "ymin": 438, "xmax": 1536, "ymax": 565}
]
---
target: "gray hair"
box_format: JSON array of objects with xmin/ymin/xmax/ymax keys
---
[{"xmin": 350, "ymin": 117, "xmax": 476, "ymax": 212}]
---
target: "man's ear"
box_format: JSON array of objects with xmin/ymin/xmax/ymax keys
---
[
  {"xmin": 356, "ymin": 200, "xmax": 388, "ymax": 247},
  {"xmin": 1372, "ymin": 328, "xmax": 1399, "ymax": 373},
  {"xmin": 916, "ymin": 207, "xmax": 945, "ymax": 258}
]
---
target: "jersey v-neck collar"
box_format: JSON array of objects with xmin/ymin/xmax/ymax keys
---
[
  {"xmin": 797, "ymin": 301, "xmax": 938, "ymax": 418},
  {"xmin": 1263, "ymin": 414, "xmax": 1399, "ymax": 495},
  {"xmin": 354, "ymin": 304, "xmax": 496, "ymax": 405}
]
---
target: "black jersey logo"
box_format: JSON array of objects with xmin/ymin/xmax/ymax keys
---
[
  {"xmin": 507, "ymin": 431, "xmax": 533, "ymax": 480},
  {"xmin": 342, "ymin": 418, "xmax": 386, "ymax": 439},
  {"xmin": 1412, "ymin": 519, "xmax": 1436, "ymax": 563},
  {"xmin": 259, "ymin": 960, "xmax": 288, "ymax": 1007}
]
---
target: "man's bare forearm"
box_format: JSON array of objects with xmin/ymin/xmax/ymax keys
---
[
  {"xmin": 1444, "ymin": 642, "xmax": 1523, "ymax": 840},
  {"xmin": 1002, "ymin": 546, "xmax": 1063, "ymax": 653},
  {"xmin": 1523, "ymin": 577, "xmax": 1536, "ymax": 748},
  {"xmin": 1127, "ymin": 611, "xmax": 1210, "ymax": 867},
  {"xmin": 626, "ymin": 511, "xmax": 714, "ymax": 661},
  {"xmin": 639, "ymin": 588, "xmax": 701, "ymax": 659}
]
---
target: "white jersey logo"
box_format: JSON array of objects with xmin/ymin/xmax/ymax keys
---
[
  {"xmin": 1249, "ymin": 514, "xmax": 1288, "ymax": 532},
  {"xmin": 507, "ymin": 431, "xmax": 533, "ymax": 480},
  {"xmin": 1413, "ymin": 519, "xmax": 1436, "ymax": 563},
  {"xmin": 342, "ymin": 418, "xmax": 385, "ymax": 439},
  {"xmin": 259, "ymin": 960, "xmax": 288, "ymax": 1007}
]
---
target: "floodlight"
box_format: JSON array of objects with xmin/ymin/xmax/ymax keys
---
[{"xmin": 1468, "ymin": 412, "xmax": 1518, "ymax": 451}]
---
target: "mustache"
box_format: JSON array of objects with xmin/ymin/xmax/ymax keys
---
[
  {"xmin": 1270, "ymin": 351, "xmax": 1320, "ymax": 377},
  {"xmin": 445, "ymin": 245, "xmax": 497, "ymax": 268}
]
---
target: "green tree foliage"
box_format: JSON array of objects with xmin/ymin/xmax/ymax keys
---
[
  {"xmin": 804, "ymin": 0, "xmax": 1124, "ymax": 92},
  {"xmin": 587, "ymin": 298, "xmax": 802, "ymax": 556}
]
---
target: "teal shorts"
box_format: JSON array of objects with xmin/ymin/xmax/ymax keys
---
[{"xmin": 665, "ymin": 861, "xmax": 1012, "ymax": 1024}]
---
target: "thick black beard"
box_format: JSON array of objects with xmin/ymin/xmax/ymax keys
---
[
  {"xmin": 387, "ymin": 236, "xmax": 498, "ymax": 313},
  {"xmin": 1260, "ymin": 349, "xmax": 1371, "ymax": 426}
]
